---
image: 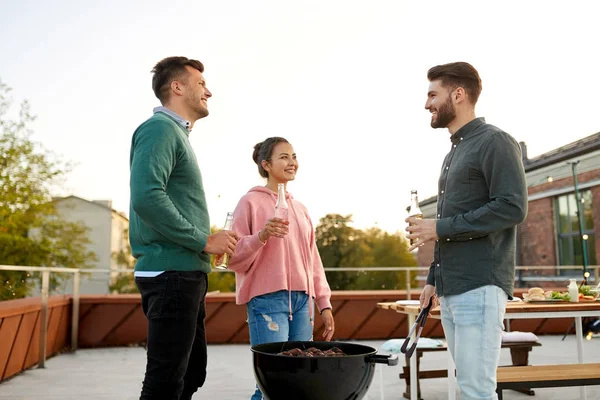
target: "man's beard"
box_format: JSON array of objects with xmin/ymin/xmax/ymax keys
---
[
  {"xmin": 187, "ymin": 93, "xmax": 209, "ymax": 120},
  {"xmin": 431, "ymin": 96, "xmax": 456, "ymax": 128}
]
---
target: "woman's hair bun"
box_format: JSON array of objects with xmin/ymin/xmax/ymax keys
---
[{"xmin": 252, "ymin": 141, "xmax": 264, "ymax": 165}]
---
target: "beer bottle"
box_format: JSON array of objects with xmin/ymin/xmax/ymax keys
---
[
  {"xmin": 408, "ymin": 190, "xmax": 423, "ymax": 246},
  {"xmin": 275, "ymin": 183, "xmax": 289, "ymax": 221},
  {"xmin": 215, "ymin": 212, "xmax": 234, "ymax": 270}
]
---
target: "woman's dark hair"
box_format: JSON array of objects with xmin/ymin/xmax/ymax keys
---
[{"xmin": 252, "ymin": 137, "xmax": 289, "ymax": 178}]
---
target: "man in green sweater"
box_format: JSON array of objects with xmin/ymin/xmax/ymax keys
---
[{"xmin": 129, "ymin": 56, "xmax": 238, "ymax": 400}]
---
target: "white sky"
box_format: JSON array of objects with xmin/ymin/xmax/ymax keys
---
[{"xmin": 1, "ymin": 0, "xmax": 599, "ymax": 233}]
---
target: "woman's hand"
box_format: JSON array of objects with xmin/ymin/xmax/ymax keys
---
[
  {"xmin": 320, "ymin": 308, "xmax": 335, "ymax": 341},
  {"xmin": 258, "ymin": 218, "xmax": 289, "ymax": 243}
]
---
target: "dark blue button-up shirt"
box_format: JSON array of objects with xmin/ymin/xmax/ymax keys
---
[{"xmin": 427, "ymin": 117, "xmax": 528, "ymax": 299}]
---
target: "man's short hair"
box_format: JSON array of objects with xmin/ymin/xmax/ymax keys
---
[
  {"xmin": 427, "ymin": 62, "xmax": 482, "ymax": 104},
  {"xmin": 151, "ymin": 56, "xmax": 204, "ymax": 103}
]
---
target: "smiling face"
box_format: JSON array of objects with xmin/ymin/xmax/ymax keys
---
[
  {"xmin": 425, "ymin": 79, "xmax": 457, "ymax": 129},
  {"xmin": 262, "ymin": 142, "xmax": 298, "ymax": 184},
  {"xmin": 181, "ymin": 66, "xmax": 212, "ymax": 120}
]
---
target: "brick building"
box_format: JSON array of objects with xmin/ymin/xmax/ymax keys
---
[{"xmin": 415, "ymin": 131, "xmax": 600, "ymax": 282}]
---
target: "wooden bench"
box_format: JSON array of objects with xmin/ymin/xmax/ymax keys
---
[
  {"xmin": 496, "ymin": 363, "xmax": 600, "ymax": 400},
  {"xmin": 400, "ymin": 341, "xmax": 542, "ymax": 400}
]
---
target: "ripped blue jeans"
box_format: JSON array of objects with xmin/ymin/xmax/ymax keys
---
[{"xmin": 247, "ymin": 290, "xmax": 313, "ymax": 400}]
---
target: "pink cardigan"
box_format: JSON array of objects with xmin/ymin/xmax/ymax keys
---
[{"xmin": 227, "ymin": 186, "xmax": 332, "ymax": 319}]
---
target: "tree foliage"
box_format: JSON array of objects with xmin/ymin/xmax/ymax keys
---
[
  {"xmin": 0, "ymin": 80, "xmax": 96, "ymax": 300},
  {"xmin": 315, "ymin": 213, "xmax": 418, "ymax": 290}
]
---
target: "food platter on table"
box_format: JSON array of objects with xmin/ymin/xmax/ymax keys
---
[
  {"xmin": 522, "ymin": 298, "xmax": 567, "ymax": 303},
  {"xmin": 521, "ymin": 285, "xmax": 598, "ymax": 303}
]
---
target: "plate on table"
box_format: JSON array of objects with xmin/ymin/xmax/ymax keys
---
[
  {"xmin": 523, "ymin": 300, "xmax": 566, "ymax": 303},
  {"xmin": 395, "ymin": 300, "xmax": 420, "ymax": 305},
  {"xmin": 508, "ymin": 297, "xmax": 523, "ymax": 302}
]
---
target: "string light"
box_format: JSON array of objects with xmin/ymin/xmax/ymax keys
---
[{"xmin": 528, "ymin": 176, "xmax": 555, "ymax": 187}]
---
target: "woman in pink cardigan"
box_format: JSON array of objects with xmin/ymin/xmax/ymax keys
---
[{"xmin": 227, "ymin": 137, "xmax": 335, "ymax": 400}]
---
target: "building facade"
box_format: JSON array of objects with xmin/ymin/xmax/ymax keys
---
[{"xmin": 53, "ymin": 196, "xmax": 130, "ymax": 294}]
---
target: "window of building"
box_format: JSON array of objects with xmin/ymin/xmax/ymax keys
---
[{"xmin": 555, "ymin": 190, "xmax": 596, "ymax": 271}]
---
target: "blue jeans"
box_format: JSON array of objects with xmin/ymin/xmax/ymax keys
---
[
  {"xmin": 247, "ymin": 290, "xmax": 313, "ymax": 400},
  {"xmin": 440, "ymin": 285, "xmax": 508, "ymax": 400}
]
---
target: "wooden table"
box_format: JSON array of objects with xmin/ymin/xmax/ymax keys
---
[{"xmin": 377, "ymin": 300, "xmax": 600, "ymax": 400}]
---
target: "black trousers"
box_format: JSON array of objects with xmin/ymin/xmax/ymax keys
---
[{"xmin": 136, "ymin": 271, "xmax": 208, "ymax": 400}]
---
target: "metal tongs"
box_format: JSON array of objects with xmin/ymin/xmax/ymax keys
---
[{"xmin": 400, "ymin": 298, "xmax": 434, "ymax": 358}]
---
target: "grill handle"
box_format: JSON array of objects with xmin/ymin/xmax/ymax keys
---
[{"xmin": 367, "ymin": 354, "xmax": 399, "ymax": 366}]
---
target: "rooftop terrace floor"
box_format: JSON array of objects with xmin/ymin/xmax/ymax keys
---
[{"xmin": 0, "ymin": 335, "xmax": 599, "ymax": 400}]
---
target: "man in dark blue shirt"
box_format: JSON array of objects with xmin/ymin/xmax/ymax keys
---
[{"xmin": 405, "ymin": 62, "xmax": 527, "ymax": 400}]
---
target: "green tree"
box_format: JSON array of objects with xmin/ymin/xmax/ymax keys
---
[
  {"xmin": 349, "ymin": 227, "xmax": 417, "ymax": 290},
  {"xmin": 0, "ymin": 80, "xmax": 96, "ymax": 300},
  {"xmin": 315, "ymin": 214, "xmax": 371, "ymax": 289},
  {"xmin": 315, "ymin": 214, "xmax": 368, "ymax": 268},
  {"xmin": 315, "ymin": 214, "xmax": 417, "ymax": 290}
]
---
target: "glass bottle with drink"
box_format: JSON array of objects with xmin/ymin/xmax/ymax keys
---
[
  {"xmin": 275, "ymin": 183, "xmax": 289, "ymax": 221},
  {"xmin": 407, "ymin": 189, "xmax": 423, "ymax": 246},
  {"xmin": 215, "ymin": 212, "xmax": 234, "ymax": 270}
]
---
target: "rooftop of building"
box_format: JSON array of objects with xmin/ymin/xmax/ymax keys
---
[{"xmin": 521, "ymin": 131, "xmax": 600, "ymax": 173}]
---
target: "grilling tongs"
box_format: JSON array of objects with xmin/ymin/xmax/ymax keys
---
[{"xmin": 400, "ymin": 298, "xmax": 434, "ymax": 358}]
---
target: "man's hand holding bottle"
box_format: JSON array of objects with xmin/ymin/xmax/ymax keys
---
[{"xmin": 205, "ymin": 230, "xmax": 239, "ymax": 256}]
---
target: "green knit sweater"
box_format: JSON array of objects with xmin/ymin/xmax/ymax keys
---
[{"xmin": 129, "ymin": 112, "xmax": 211, "ymax": 273}]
